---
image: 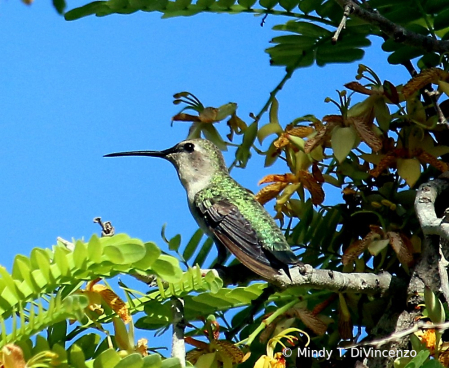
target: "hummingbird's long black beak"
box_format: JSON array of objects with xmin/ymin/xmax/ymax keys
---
[{"xmin": 104, "ymin": 145, "xmax": 177, "ymax": 158}]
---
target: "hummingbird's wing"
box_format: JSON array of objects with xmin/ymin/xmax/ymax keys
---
[{"xmin": 196, "ymin": 197, "xmax": 289, "ymax": 279}]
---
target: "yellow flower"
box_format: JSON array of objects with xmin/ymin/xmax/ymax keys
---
[
  {"xmin": 254, "ymin": 352, "xmax": 286, "ymax": 368},
  {"xmin": 254, "ymin": 328, "xmax": 309, "ymax": 368}
]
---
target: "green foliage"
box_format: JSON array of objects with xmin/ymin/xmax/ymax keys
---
[{"xmin": 1, "ymin": 233, "xmax": 181, "ymax": 319}]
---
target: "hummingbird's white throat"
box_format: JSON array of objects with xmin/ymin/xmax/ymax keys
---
[{"xmin": 166, "ymin": 143, "xmax": 223, "ymax": 203}]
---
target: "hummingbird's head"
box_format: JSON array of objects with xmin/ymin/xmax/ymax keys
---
[{"xmin": 105, "ymin": 138, "xmax": 228, "ymax": 195}]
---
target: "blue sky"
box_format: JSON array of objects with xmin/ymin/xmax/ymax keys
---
[{"xmin": 0, "ymin": 0, "xmax": 410, "ymax": 354}]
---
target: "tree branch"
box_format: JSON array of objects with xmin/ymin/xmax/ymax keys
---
[
  {"xmin": 171, "ymin": 298, "xmax": 186, "ymax": 367},
  {"xmin": 415, "ymin": 178, "xmax": 449, "ymax": 238},
  {"xmin": 334, "ymin": 0, "xmax": 449, "ymax": 53}
]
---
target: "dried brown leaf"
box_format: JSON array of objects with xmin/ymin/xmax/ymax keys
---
[
  {"xmin": 403, "ymin": 68, "xmax": 448, "ymax": 99},
  {"xmin": 338, "ymin": 295, "xmax": 353, "ymax": 340},
  {"xmin": 439, "ymin": 343, "xmax": 449, "ymax": 367},
  {"xmin": 186, "ymin": 349, "xmax": 205, "ymax": 365},
  {"xmin": 286, "ymin": 126, "xmax": 315, "ymax": 137},
  {"xmin": 417, "ymin": 151, "xmax": 449, "ymax": 172},
  {"xmin": 312, "ymin": 294, "xmax": 338, "ymax": 316},
  {"xmin": 1, "ymin": 345, "xmax": 26, "ymax": 368},
  {"xmin": 199, "ymin": 107, "xmax": 219, "ymax": 123},
  {"xmin": 294, "ymin": 308, "xmax": 328, "ymax": 336},
  {"xmin": 172, "ymin": 113, "xmax": 201, "ymax": 122},
  {"xmin": 214, "ymin": 340, "xmax": 245, "ymax": 364},
  {"xmin": 387, "ymin": 231, "xmax": 414, "ymax": 267},
  {"xmin": 312, "ymin": 163, "xmax": 324, "ymax": 183},
  {"xmin": 258, "ymin": 174, "xmax": 297, "ymax": 185},
  {"xmin": 255, "ymin": 182, "xmax": 288, "ymax": 205},
  {"xmin": 342, "ymin": 230, "xmax": 382, "ymax": 266},
  {"xmin": 350, "ymin": 116, "xmax": 382, "ymax": 152},
  {"xmin": 298, "ymin": 170, "xmax": 325, "ymax": 205},
  {"xmin": 274, "ymin": 134, "xmax": 290, "ymax": 149},
  {"xmin": 323, "ymin": 115, "xmax": 344, "ymax": 124},
  {"xmin": 92, "ymin": 284, "xmax": 132, "ymax": 323},
  {"xmin": 259, "ymin": 321, "xmax": 278, "ymax": 344},
  {"xmin": 369, "ymin": 152, "xmax": 397, "ymax": 177},
  {"xmin": 344, "ymin": 82, "xmax": 374, "ymax": 95}
]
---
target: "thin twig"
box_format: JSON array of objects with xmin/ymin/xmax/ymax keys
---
[
  {"xmin": 332, "ymin": 4, "xmax": 352, "ymax": 43},
  {"xmin": 334, "ymin": 0, "xmax": 449, "ymax": 53},
  {"xmin": 348, "ymin": 320, "xmax": 449, "ymax": 349}
]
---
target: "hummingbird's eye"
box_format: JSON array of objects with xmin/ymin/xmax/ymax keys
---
[{"xmin": 184, "ymin": 143, "xmax": 195, "ymax": 153}]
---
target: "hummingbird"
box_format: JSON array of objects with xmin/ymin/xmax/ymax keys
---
[{"xmin": 105, "ymin": 138, "xmax": 300, "ymax": 280}]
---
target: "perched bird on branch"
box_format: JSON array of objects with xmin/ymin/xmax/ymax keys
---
[{"xmin": 105, "ymin": 138, "xmax": 300, "ymax": 280}]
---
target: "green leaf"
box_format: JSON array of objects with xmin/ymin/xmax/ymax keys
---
[
  {"xmin": 204, "ymin": 271, "xmax": 223, "ymax": 293},
  {"xmin": 434, "ymin": 7, "xmax": 449, "ymax": 30},
  {"xmin": 268, "ymin": 46, "xmax": 315, "ymax": 68},
  {"xmin": 88, "ymin": 234, "xmax": 103, "ymax": 264},
  {"xmin": 69, "ymin": 344, "xmax": 87, "ymax": 368},
  {"xmin": 404, "ymin": 350, "xmax": 430, "ymax": 368},
  {"xmin": 115, "ymin": 353, "xmax": 143, "ymax": 368},
  {"xmin": 161, "ymin": 358, "xmax": 182, "ymax": 368},
  {"xmin": 169, "ymin": 234, "xmax": 182, "ymax": 252},
  {"xmin": 133, "ymin": 242, "xmax": 161, "ymax": 270},
  {"xmin": 270, "ymin": 35, "xmax": 317, "ymax": 47},
  {"xmin": 331, "ymin": 126, "xmax": 357, "ymax": 163},
  {"xmin": 107, "ymin": 0, "xmax": 129, "ymax": 10},
  {"xmin": 382, "ymin": 7, "xmax": 422, "ymax": 23},
  {"xmin": 259, "ymin": 0, "xmax": 277, "ymax": 8},
  {"xmin": 103, "ymin": 238, "xmax": 146, "ymax": 264},
  {"xmin": 200, "ymin": 124, "xmax": 227, "ymax": 151},
  {"xmin": 418, "ymin": 52, "xmax": 441, "ymax": 68},
  {"xmin": 193, "ymin": 238, "xmax": 214, "ymax": 267},
  {"xmin": 316, "ymin": 48, "xmax": 365, "ymax": 66},
  {"xmin": 298, "ymin": 0, "xmax": 321, "ymax": 13},
  {"xmin": 368, "ymin": 239, "xmax": 390, "ymax": 255},
  {"xmin": 73, "ymin": 240, "xmax": 88, "ymax": 269},
  {"xmin": 53, "ymin": 0, "xmax": 66, "ymax": 14},
  {"xmin": 73, "ymin": 333, "xmax": 102, "ymax": 360},
  {"xmin": 54, "ymin": 246, "xmax": 71, "ymax": 278},
  {"xmin": 142, "ymin": 355, "xmax": 162, "ymax": 368},
  {"xmin": 93, "ymin": 349, "xmax": 121, "ymax": 368},
  {"xmin": 382, "ymin": 39, "xmax": 402, "ymax": 52},
  {"xmin": 316, "ymin": 0, "xmax": 342, "ymax": 22},
  {"xmin": 183, "ymin": 229, "xmax": 204, "ymax": 262},
  {"xmin": 397, "ymin": 158, "xmax": 421, "ymax": 187},
  {"xmin": 215, "ymin": 0, "xmax": 236, "ymax": 8},
  {"xmin": 13, "ymin": 257, "xmax": 34, "ymax": 289},
  {"xmin": 196, "ymin": 0, "xmax": 215, "ymax": 7},
  {"xmin": 48, "ymin": 320, "xmax": 68, "ymax": 347},
  {"xmin": 425, "ymin": 0, "xmax": 449, "ymax": 13},
  {"xmin": 64, "ymin": 1, "xmax": 109, "ymax": 20},
  {"xmin": 235, "ymin": 121, "xmax": 258, "ymax": 168},
  {"xmin": 422, "ymin": 359, "xmax": 445, "ymax": 368},
  {"xmin": 237, "ymin": 0, "xmax": 256, "ymax": 7},
  {"xmin": 138, "ymin": 302, "xmax": 172, "ymax": 329},
  {"xmin": 388, "ymin": 46, "xmax": 424, "ymax": 64},
  {"xmin": 424, "ymin": 286, "xmax": 445, "ymax": 324},
  {"xmin": 273, "ymin": 20, "xmax": 332, "ymax": 38},
  {"xmin": 278, "ymin": 0, "xmax": 298, "ymax": 11},
  {"xmin": 151, "ymin": 255, "xmax": 183, "ymax": 283},
  {"xmin": 136, "ymin": 0, "xmax": 168, "ymax": 11},
  {"xmin": 165, "ymin": 0, "xmax": 192, "ymax": 11}
]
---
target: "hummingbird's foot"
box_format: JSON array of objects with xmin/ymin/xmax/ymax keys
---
[{"xmin": 295, "ymin": 261, "xmax": 307, "ymax": 275}]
